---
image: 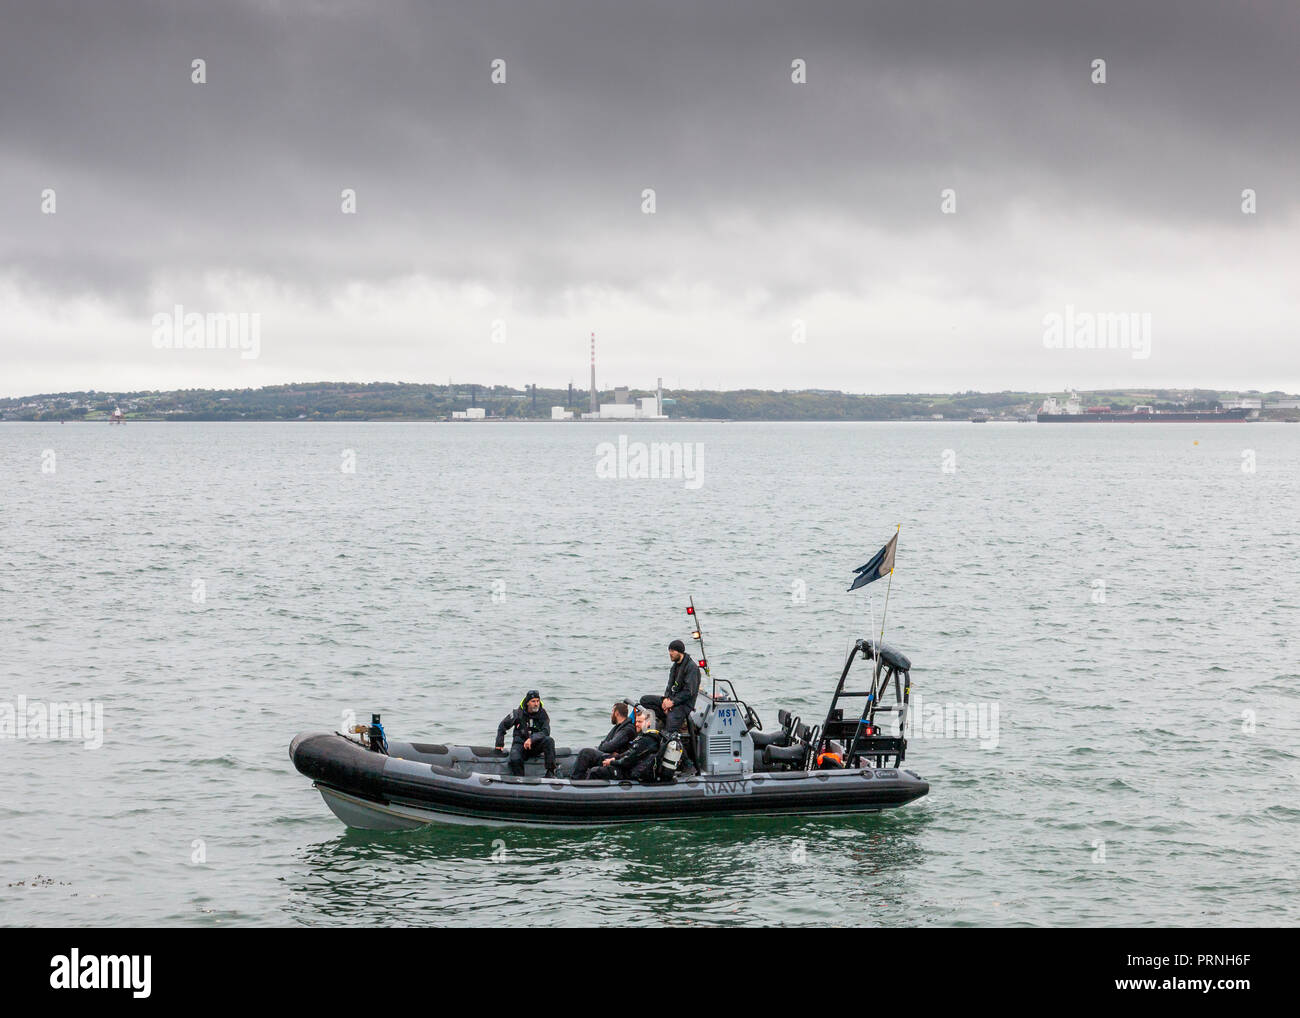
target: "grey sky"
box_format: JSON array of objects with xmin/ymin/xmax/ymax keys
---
[{"xmin": 2, "ymin": 0, "xmax": 1297, "ymax": 397}]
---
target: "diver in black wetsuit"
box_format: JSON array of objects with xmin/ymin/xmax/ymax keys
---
[
  {"xmin": 495, "ymin": 689, "xmax": 557, "ymax": 777},
  {"xmin": 587, "ymin": 707, "xmax": 661, "ymax": 782},
  {"xmin": 569, "ymin": 702, "xmax": 636, "ymax": 780},
  {"xmin": 639, "ymin": 639, "xmax": 700, "ymax": 742}
]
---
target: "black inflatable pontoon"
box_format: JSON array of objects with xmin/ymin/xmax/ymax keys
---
[
  {"xmin": 290, "ymin": 729, "xmax": 927, "ymax": 829},
  {"xmin": 291, "ymin": 610, "xmax": 930, "ymax": 830}
]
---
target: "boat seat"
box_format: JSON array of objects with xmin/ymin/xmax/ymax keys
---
[
  {"xmin": 467, "ymin": 744, "xmax": 575, "ymax": 757},
  {"xmin": 750, "ymin": 729, "xmax": 790, "ymax": 749},
  {"xmin": 763, "ymin": 743, "xmax": 807, "ymax": 768}
]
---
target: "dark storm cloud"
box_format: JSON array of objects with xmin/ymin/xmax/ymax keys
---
[{"xmin": 1, "ymin": 0, "xmax": 1297, "ymax": 392}]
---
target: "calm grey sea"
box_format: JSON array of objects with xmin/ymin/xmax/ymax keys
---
[{"xmin": 1, "ymin": 421, "xmax": 1297, "ymax": 927}]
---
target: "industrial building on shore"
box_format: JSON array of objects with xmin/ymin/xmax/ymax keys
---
[{"xmin": 551, "ymin": 332, "xmax": 668, "ymax": 420}]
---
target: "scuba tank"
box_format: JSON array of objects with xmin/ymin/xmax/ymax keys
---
[
  {"xmin": 366, "ymin": 713, "xmax": 389, "ymax": 755},
  {"xmin": 344, "ymin": 712, "xmax": 389, "ymax": 754},
  {"xmin": 660, "ymin": 735, "xmax": 684, "ymax": 778}
]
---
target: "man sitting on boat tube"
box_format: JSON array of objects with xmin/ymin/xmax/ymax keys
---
[
  {"xmin": 586, "ymin": 705, "xmax": 662, "ymax": 782},
  {"xmin": 639, "ymin": 639, "xmax": 701, "ymax": 746},
  {"xmin": 495, "ymin": 689, "xmax": 558, "ymax": 778},
  {"xmin": 569, "ymin": 701, "xmax": 637, "ymax": 780}
]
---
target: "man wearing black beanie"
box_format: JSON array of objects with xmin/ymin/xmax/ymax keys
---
[
  {"xmin": 639, "ymin": 639, "xmax": 700, "ymax": 762},
  {"xmin": 494, "ymin": 689, "xmax": 557, "ymax": 777}
]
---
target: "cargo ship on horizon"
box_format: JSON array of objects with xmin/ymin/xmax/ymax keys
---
[{"xmin": 1035, "ymin": 393, "xmax": 1251, "ymax": 423}]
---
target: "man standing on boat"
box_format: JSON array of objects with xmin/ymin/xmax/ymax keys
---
[
  {"xmin": 495, "ymin": 689, "xmax": 557, "ymax": 778},
  {"xmin": 569, "ymin": 701, "xmax": 636, "ymax": 780},
  {"xmin": 640, "ymin": 639, "xmax": 700, "ymax": 742}
]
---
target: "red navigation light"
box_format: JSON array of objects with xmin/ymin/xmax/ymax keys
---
[
  {"xmin": 686, "ymin": 606, "xmax": 694, "ymax": 615},
  {"xmin": 698, "ymin": 659, "xmax": 707, "ymax": 668}
]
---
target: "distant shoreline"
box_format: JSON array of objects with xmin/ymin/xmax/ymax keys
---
[
  {"xmin": 3, "ymin": 416, "xmax": 974, "ymax": 424},
  {"xmin": 5, "ymin": 383, "xmax": 1296, "ymax": 424},
  {"xmin": 9, "ymin": 416, "xmax": 1300, "ymax": 424}
]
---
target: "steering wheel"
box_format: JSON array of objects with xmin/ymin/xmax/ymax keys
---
[{"xmin": 745, "ymin": 706, "xmax": 763, "ymax": 731}]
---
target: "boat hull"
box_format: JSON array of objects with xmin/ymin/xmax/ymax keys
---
[
  {"xmin": 1036, "ymin": 409, "xmax": 1249, "ymax": 422},
  {"xmin": 291, "ymin": 731, "xmax": 929, "ymax": 830}
]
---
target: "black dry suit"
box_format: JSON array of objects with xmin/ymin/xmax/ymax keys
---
[
  {"xmin": 664, "ymin": 655, "xmax": 701, "ymax": 714},
  {"xmin": 640, "ymin": 655, "xmax": 700, "ymax": 729},
  {"xmin": 496, "ymin": 690, "xmax": 556, "ymax": 776},
  {"xmin": 599, "ymin": 718, "xmax": 636, "ymax": 755},
  {"xmin": 591, "ymin": 724, "xmax": 662, "ymax": 782},
  {"xmin": 497, "ymin": 699, "xmax": 551, "ymax": 746},
  {"xmin": 569, "ymin": 716, "xmax": 636, "ymax": 780}
]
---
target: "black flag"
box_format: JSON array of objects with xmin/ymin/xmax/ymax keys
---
[{"xmin": 848, "ymin": 532, "xmax": 897, "ymax": 591}]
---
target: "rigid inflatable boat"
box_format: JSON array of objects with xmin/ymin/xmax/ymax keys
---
[{"xmin": 291, "ymin": 603, "xmax": 929, "ymax": 830}]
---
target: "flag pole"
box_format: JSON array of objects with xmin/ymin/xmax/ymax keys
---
[
  {"xmin": 867, "ymin": 597, "xmax": 876, "ymax": 672},
  {"xmin": 868, "ymin": 525, "xmax": 900, "ymax": 729}
]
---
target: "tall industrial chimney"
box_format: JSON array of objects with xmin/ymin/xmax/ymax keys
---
[{"xmin": 589, "ymin": 332, "xmax": 598, "ymax": 413}]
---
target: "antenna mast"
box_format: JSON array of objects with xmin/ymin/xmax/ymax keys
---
[{"xmin": 686, "ymin": 596, "xmax": 713, "ymax": 700}]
